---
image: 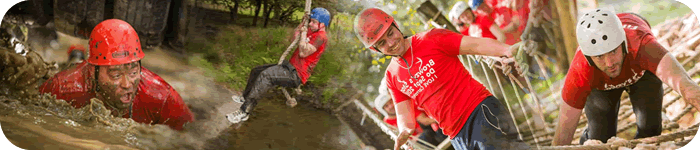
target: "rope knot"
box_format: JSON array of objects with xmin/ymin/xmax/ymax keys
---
[{"xmin": 607, "ymin": 136, "xmax": 632, "ymax": 149}]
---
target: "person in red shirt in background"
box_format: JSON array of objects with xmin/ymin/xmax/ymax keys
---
[
  {"xmin": 552, "ymin": 9, "xmax": 700, "ymax": 145},
  {"xmin": 226, "ymin": 8, "xmax": 330, "ymax": 123},
  {"xmin": 373, "ymin": 77, "xmax": 448, "ymax": 146},
  {"xmin": 469, "ymin": 0, "xmax": 524, "ymax": 45},
  {"xmin": 39, "ymin": 19, "xmax": 195, "ymax": 131},
  {"xmin": 448, "ymin": 1, "xmax": 504, "ymax": 42},
  {"xmin": 355, "ymin": 8, "xmax": 533, "ymax": 150}
]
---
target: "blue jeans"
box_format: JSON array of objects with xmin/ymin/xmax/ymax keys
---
[{"xmin": 450, "ymin": 96, "xmax": 530, "ymax": 150}]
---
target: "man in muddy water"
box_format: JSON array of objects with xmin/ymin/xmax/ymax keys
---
[
  {"xmin": 38, "ymin": 19, "xmax": 195, "ymax": 131},
  {"xmin": 226, "ymin": 7, "xmax": 330, "ymax": 124},
  {"xmin": 354, "ymin": 8, "xmax": 533, "ymax": 150},
  {"xmin": 552, "ymin": 9, "xmax": 700, "ymax": 145}
]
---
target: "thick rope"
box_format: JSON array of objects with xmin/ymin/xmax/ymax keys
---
[
  {"xmin": 276, "ymin": 0, "xmax": 312, "ymax": 105},
  {"xmin": 540, "ymin": 127, "xmax": 697, "ymax": 149}
]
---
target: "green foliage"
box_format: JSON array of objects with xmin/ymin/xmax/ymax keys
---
[
  {"xmin": 187, "ymin": 13, "xmax": 369, "ymax": 104},
  {"xmin": 598, "ymin": 0, "xmax": 692, "ymax": 26}
]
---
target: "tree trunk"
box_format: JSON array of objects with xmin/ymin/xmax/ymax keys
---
[
  {"xmin": 252, "ymin": 0, "xmax": 263, "ymax": 26},
  {"xmin": 263, "ymin": 3, "xmax": 273, "ymax": 27},
  {"xmin": 229, "ymin": 0, "xmax": 239, "ymax": 22}
]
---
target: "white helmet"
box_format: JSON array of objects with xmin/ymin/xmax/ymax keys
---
[
  {"xmin": 374, "ymin": 76, "xmax": 391, "ymax": 117},
  {"xmin": 449, "ymin": 1, "xmax": 469, "ymax": 23},
  {"xmin": 576, "ymin": 9, "xmax": 627, "ymax": 56}
]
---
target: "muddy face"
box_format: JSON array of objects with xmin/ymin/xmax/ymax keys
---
[{"xmin": 96, "ymin": 62, "xmax": 141, "ymax": 112}]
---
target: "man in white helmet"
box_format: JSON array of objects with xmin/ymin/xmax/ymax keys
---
[
  {"xmin": 448, "ymin": 1, "xmax": 506, "ymax": 42},
  {"xmin": 552, "ymin": 9, "xmax": 700, "ymax": 145}
]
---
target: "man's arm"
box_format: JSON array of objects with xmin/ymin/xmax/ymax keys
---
[
  {"xmin": 298, "ymin": 39, "xmax": 319, "ymax": 58},
  {"xmin": 551, "ymin": 102, "xmax": 583, "ymax": 145},
  {"xmin": 415, "ymin": 113, "xmax": 437, "ymax": 125},
  {"xmin": 162, "ymin": 88, "xmax": 195, "ymax": 131},
  {"xmin": 458, "ymin": 33, "xmax": 512, "ymax": 57},
  {"xmin": 490, "ymin": 24, "xmax": 506, "ymax": 43},
  {"xmin": 394, "ymin": 100, "xmax": 417, "ymax": 150},
  {"xmin": 655, "ymin": 53, "xmax": 700, "ymax": 111}
]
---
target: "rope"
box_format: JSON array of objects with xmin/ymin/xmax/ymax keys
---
[
  {"xmin": 277, "ymin": 0, "xmax": 312, "ymax": 65},
  {"xmin": 540, "ymin": 127, "xmax": 697, "ymax": 150},
  {"xmin": 275, "ymin": 0, "xmax": 312, "ymax": 105},
  {"xmin": 492, "ymin": 66, "xmax": 525, "ymax": 141}
]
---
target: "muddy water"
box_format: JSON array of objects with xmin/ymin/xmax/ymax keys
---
[
  {"xmin": 1, "ymin": 27, "xmax": 364, "ymax": 149},
  {"xmin": 208, "ymin": 97, "xmax": 364, "ymax": 149}
]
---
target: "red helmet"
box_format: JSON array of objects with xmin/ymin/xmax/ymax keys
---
[
  {"xmin": 68, "ymin": 44, "xmax": 86, "ymax": 56},
  {"xmin": 87, "ymin": 19, "xmax": 144, "ymax": 66},
  {"xmin": 354, "ymin": 8, "xmax": 396, "ymax": 51}
]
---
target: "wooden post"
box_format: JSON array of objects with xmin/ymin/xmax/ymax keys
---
[{"xmin": 550, "ymin": 0, "xmax": 579, "ymax": 69}]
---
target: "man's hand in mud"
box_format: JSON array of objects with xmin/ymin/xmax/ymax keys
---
[
  {"xmin": 1, "ymin": 48, "xmax": 58, "ymax": 94},
  {"xmin": 394, "ymin": 129, "xmax": 414, "ymax": 150}
]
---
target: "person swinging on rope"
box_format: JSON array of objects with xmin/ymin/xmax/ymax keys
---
[
  {"xmin": 226, "ymin": 7, "xmax": 331, "ymax": 124},
  {"xmin": 552, "ymin": 9, "xmax": 700, "ymax": 145},
  {"xmin": 355, "ymin": 7, "xmax": 534, "ymax": 150}
]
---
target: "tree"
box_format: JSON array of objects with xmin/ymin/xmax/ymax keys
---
[
  {"xmin": 204, "ymin": 0, "xmax": 245, "ymax": 23},
  {"xmin": 263, "ymin": 0, "xmax": 274, "ymax": 27},
  {"xmin": 252, "ymin": 0, "xmax": 263, "ymax": 26}
]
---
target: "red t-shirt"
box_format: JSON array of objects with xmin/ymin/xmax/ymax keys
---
[
  {"xmin": 491, "ymin": 6, "xmax": 521, "ymax": 45},
  {"xmin": 385, "ymin": 29, "xmax": 493, "ymax": 138},
  {"xmin": 469, "ymin": 15, "xmax": 497, "ymax": 40},
  {"xmin": 289, "ymin": 30, "xmax": 328, "ymax": 84},
  {"xmin": 39, "ymin": 62, "xmax": 195, "ymax": 130},
  {"xmin": 561, "ymin": 13, "xmax": 667, "ymax": 109}
]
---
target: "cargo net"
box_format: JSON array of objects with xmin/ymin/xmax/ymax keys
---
[
  {"xmin": 461, "ymin": 9, "xmax": 700, "ymax": 150},
  {"xmin": 356, "ymin": 1, "xmax": 700, "ymax": 149}
]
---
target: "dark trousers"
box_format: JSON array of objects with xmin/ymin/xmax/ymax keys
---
[
  {"xmin": 579, "ymin": 72, "xmax": 663, "ymax": 144},
  {"xmin": 451, "ymin": 96, "xmax": 530, "ymax": 150},
  {"xmin": 417, "ymin": 123, "xmax": 449, "ymax": 147},
  {"xmin": 240, "ymin": 61, "xmax": 301, "ymax": 113}
]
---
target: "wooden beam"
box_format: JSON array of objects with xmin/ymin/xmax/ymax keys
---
[{"xmin": 550, "ymin": 0, "xmax": 579, "ymax": 69}]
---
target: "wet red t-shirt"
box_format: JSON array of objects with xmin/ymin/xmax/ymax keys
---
[
  {"xmin": 386, "ymin": 29, "xmax": 493, "ymax": 138},
  {"xmin": 39, "ymin": 62, "xmax": 195, "ymax": 130},
  {"xmin": 469, "ymin": 15, "xmax": 497, "ymax": 40},
  {"xmin": 562, "ymin": 13, "xmax": 667, "ymax": 109},
  {"xmin": 289, "ymin": 30, "xmax": 328, "ymax": 84}
]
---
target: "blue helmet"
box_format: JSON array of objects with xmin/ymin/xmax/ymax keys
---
[
  {"xmin": 310, "ymin": 7, "xmax": 331, "ymax": 27},
  {"xmin": 468, "ymin": 0, "xmax": 483, "ymax": 9}
]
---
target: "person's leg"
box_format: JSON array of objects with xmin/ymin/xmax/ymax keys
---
[
  {"xmin": 241, "ymin": 65, "xmax": 301, "ymax": 112},
  {"xmin": 627, "ymin": 73, "xmax": 664, "ymax": 139},
  {"xmin": 228, "ymin": 65, "xmax": 300, "ymax": 123},
  {"xmin": 451, "ymin": 96, "xmax": 529, "ymax": 150},
  {"xmin": 241, "ymin": 64, "xmax": 277, "ymax": 99},
  {"xmin": 579, "ymin": 88, "xmax": 625, "ymax": 144},
  {"xmin": 417, "ymin": 124, "xmax": 440, "ymax": 146}
]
